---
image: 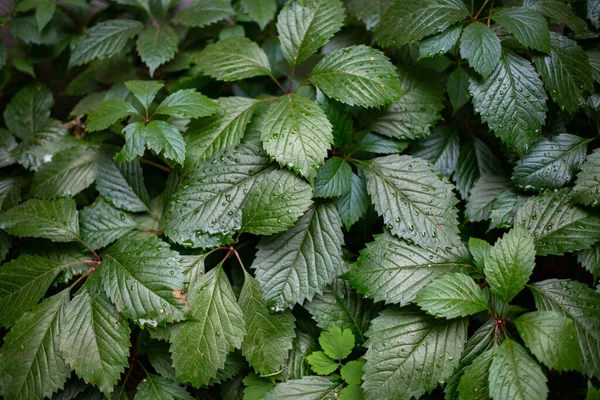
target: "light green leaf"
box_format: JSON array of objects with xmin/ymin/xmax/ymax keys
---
[
  {"xmin": 468, "ymin": 237, "xmax": 491, "ymax": 270},
  {"xmin": 276, "ymin": 0, "xmax": 345, "ymax": 67},
  {"xmin": 34, "ymin": 1, "xmax": 55, "ymax": 32},
  {"xmin": 320, "ymin": 326, "xmax": 354, "ymax": 360},
  {"xmin": 309, "ymin": 45, "xmax": 402, "ymax": 108},
  {"xmin": 162, "ymin": 144, "xmax": 272, "ymax": 246},
  {"xmin": 363, "ymin": 66, "xmax": 444, "ymax": 140},
  {"xmin": 195, "ymin": 37, "xmax": 271, "ymax": 81},
  {"xmin": 588, "ymin": 382, "xmax": 600, "ymax": 400},
  {"xmin": 252, "ymin": 203, "xmax": 344, "ymax": 309},
  {"xmin": 446, "ymin": 66, "xmax": 471, "ymax": 113},
  {"xmin": 512, "ymin": 133, "xmax": 589, "ymax": 191},
  {"xmin": 239, "ymin": 273, "xmax": 296, "ymax": 375},
  {"xmin": 171, "ymin": 0, "xmax": 234, "ymax": 27},
  {"xmin": 348, "ymin": 231, "xmax": 471, "ymax": 304},
  {"xmin": 314, "ymin": 157, "xmax": 353, "ymax": 198},
  {"xmin": 241, "ymin": 0, "xmax": 277, "ymax": 30},
  {"xmin": 456, "ymin": 349, "xmax": 493, "ymax": 400},
  {"xmin": 484, "ymin": 226, "xmax": 535, "ymax": 303},
  {"xmin": 69, "ymin": 20, "xmax": 144, "ymax": 67},
  {"xmin": 118, "ymin": 121, "xmax": 185, "ymax": 164},
  {"xmin": 412, "ymin": 126, "xmax": 459, "ymax": 177},
  {"xmin": 465, "ymin": 174, "xmax": 508, "ymax": 222},
  {"xmin": 515, "ymin": 189, "xmax": 600, "ymax": 255},
  {"xmin": 532, "ymin": 33, "xmax": 594, "ymax": 113},
  {"xmin": 524, "ymin": 0, "xmax": 589, "ymax": 35},
  {"xmin": 184, "ymin": 97, "xmax": 258, "ymax": 166},
  {"xmin": 102, "ymin": 235, "xmax": 185, "ymax": 324},
  {"xmin": 261, "ymin": 94, "xmax": 333, "ymax": 180},
  {"xmin": 514, "ymin": 310, "xmax": 581, "ymax": 371},
  {"xmin": 488, "ymin": 338, "xmax": 548, "ymax": 400},
  {"xmin": 336, "ymin": 173, "xmax": 369, "ymax": 230},
  {"xmin": 170, "ymin": 265, "xmax": 245, "ymax": 387},
  {"xmin": 241, "ymin": 169, "xmax": 313, "ymax": 235},
  {"xmin": 60, "ymin": 279, "xmax": 131, "ymax": 396},
  {"xmin": 574, "ymin": 149, "xmax": 600, "ymax": 206},
  {"xmin": 363, "ymin": 307, "xmax": 467, "ymax": 400},
  {"xmin": 31, "ymin": 145, "xmax": 100, "ymax": 199},
  {"xmin": 3, "ymin": 85, "xmax": 53, "ymax": 140},
  {"xmin": 79, "ymin": 199, "xmax": 137, "ymax": 250},
  {"xmin": 453, "ymin": 137, "xmax": 502, "ymax": 200},
  {"xmin": 86, "ymin": 99, "xmax": 139, "ymax": 132},
  {"xmin": 134, "ymin": 373, "xmax": 193, "ymax": 400},
  {"xmin": 529, "ymin": 279, "xmax": 600, "ymax": 377},
  {"xmin": 577, "ymin": 244, "xmax": 600, "ymax": 281},
  {"xmin": 492, "ymin": 7, "xmax": 550, "ymax": 52},
  {"xmin": 0, "ymin": 290, "xmax": 70, "ymax": 400},
  {"xmin": 0, "ymin": 178, "xmax": 21, "ymax": 212},
  {"xmin": 460, "ymin": 22, "xmax": 501, "ymax": 77},
  {"xmin": 362, "ymin": 154, "xmax": 461, "ymax": 248},
  {"xmin": 154, "ymin": 89, "xmax": 219, "ymax": 119},
  {"xmin": 416, "ymin": 272, "xmax": 488, "ymax": 318},
  {"xmin": 263, "ymin": 376, "xmax": 341, "ymax": 399},
  {"xmin": 137, "ymin": 26, "xmax": 178, "ymax": 76},
  {"xmin": 341, "ymin": 359, "xmax": 364, "ymax": 385},
  {"xmin": 125, "ymin": 80, "xmax": 164, "ymax": 111},
  {"xmin": 419, "ymin": 25, "xmax": 462, "ymax": 59},
  {"xmin": 375, "ymin": 0, "xmax": 469, "ymax": 47},
  {"xmin": 95, "ymin": 152, "xmax": 151, "ymax": 212},
  {"xmin": 0, "ymin": 198, "xmax": 78, "ymax": 242},
  {"xmin": 307, "ymin": 351, "xmax": 338, "ymax": 375},
  {"xmin": 470, "ymin": 51, "xmax": 547, "ymax": 155}
]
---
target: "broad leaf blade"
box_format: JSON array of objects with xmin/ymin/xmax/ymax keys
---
[
  {"xmin": 171, "ymin": 0, "xmax": 234, "ymax": 27},
  {"xmin": 119, "ymin": 121, "xmax": 185, "ymax": 165},
  {"xmin": 196, "ymin": 37, "xmax": 271, "ymax": 81},
  {"xmin": 336, "ymin": 173, "xmax": 369, "ymax": 230},
  {"xmin": 79, "ymin": 199, "xmax": 137, "ymax": 250},
  {"xmin": 134, "ymin": 373, "xmax": 193, "ymax": 400},
  {"xmin": 453, "ymin": 137, "xmax": 502, "ymax": 200},
  {"xmin": 154, "ymin": 89, "xmax": 219, "ymax": 119},
  {"xmin": 412, "ymin": 126, "xmax": 459, "ymax": 177},
  {"xmin": 416, "ymin": 272, "xmax": 488, "ymax": 318},
  {"xmin": 524, "ymin": 0, "xmax": 589, "ymax": 35},
  {"xmin": 263, "ymin": 376, "xmax": 341, "ymax": 399},
  {"xmin": 86, "ymin": 99, "xmax": 139, "ymax": 132},
  {"xmin": 136, "ymin": 26, "xmax": 178, "ymax": 76},
  {"xmin": 314, "ymin": 157, "xmax": 353, "ymax": 198},
  {"xmin": 573, "ymin": 149, "xmax": 600, "ymax": 207},
  {"xmin": 492, "ymin": 7, "xmax": 551, "ymax": 52},
  {"xmin": 459, "ymin": 22, "xmax": 501, "ymax": 77},
  {"xmin": 3, "ymin": 85, "xmax": 53, "ymax": 140},
  {"xmin": 465, "ymin": 174, "xmax": 508, "ymax": 222}
]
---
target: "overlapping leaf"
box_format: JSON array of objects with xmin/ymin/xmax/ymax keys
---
[
  {"xmin": 412, "ymin": 126, "xmax": 459, "ymax": 177},
  {"xmin": 171, "ymin": 0, "xmax": 234, "ymax": 27},
  {"xmin": 573, "ymin": 149, "xmax": 600, "ymax": 206},
  {"xmin": 336, "ymin": 173, "xmax": 369, "ymax": 229},
  {"xmin": 465, "ymin": 174, "xmax": 508, "ymax": 222},
  {"xmin": 492, "ymin": 7, "xmax": 550, "ymax": 52},
  {"xmin": 136, "ymin": 26, "xmax": 178, "ymax": 76},
  {"xmin": 459, "ymin": 22, "xmax": 501, "ymax": 77},
  {"xmin": 314, "ymin": 157, "xmax": 353, "ymax": 198},
  {"xmin": 119, "ymin": 121, "xmax": 186, "ymax": 164}
]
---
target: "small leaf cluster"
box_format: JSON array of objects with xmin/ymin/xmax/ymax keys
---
[{"xmin": 1, "ymin": 0, "xmax": 600, "ymax": 399}]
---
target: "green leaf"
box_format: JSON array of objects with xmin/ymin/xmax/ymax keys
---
[
  {"xmin": 363, "ymin": 66, "xmax": 444, "ymax": 140},
  {"xmin": 184, "ymin": 97, "xmax": 258, "ymax": 166},
  {"xmin": 79, "ymin": 199, "xmax": 137, "ymax": 250},
  {"xmin": 125, "ymin": 80, "xmax": 164, "ymax": 111},
  {"xmin": 416, "ymin": 272, "xmax": 488, "ymax": 318},
  {"xmin": 470, "ymin": 51, "xmax": 547, "ymax": 155},
  {"xmin": 468, "ymin": 237, "xmax": 491, "ymax": 270},
  {"xmin": 195, "ymin": 37, "xmax": 271, "ymax": 81},
  {"xmin": 362, "ymin": 154, "xmax": 461, "ymax": 248},
  {"xmin": 488, "ymin": 338, "xmax": 548, "ymax": 400},
  {"xmin": 0, "ymin": 198, "xmax": 79, "ymax": 242},
  {"xmin": 515, "ymin": 189, "xmax": 600, "ymax": 255},
  {"xmin": 348, "ymin": 231, "xmax": 471, "ymax": 304},
  {"xmin": 263, "ymin": 376, "xmax": 340, "ymax": 399},
  {"xmin": 276, "ymin": 0, "xmax": 345, "ymax": 67},
  {"xmin": 162, "ymin": 144, "xmax": 272, "ymax": 246},
  {"xmin": 69, "ymin": 20, "xmax": 144, "ymax": 67},
  {"xmin": 86, "ymin": 99, "xmax": 139, "ymax": 132},
  {"xmin": 456, "ymin": 349, "xmax": 493, "ymax": 400},
  {"xmin": 459, "ymin": 22, "xmax": 501, "ymax": 78},
  {"xmin": 285, "ymin": 331, "xmax": 319, "ymax": 379},
  {"xmin": 95, "ymin": 152, "xmax": 151, "ymax": 212},
  {"xmin": 0, "ymin": 290, "xmax": 70, "ymax": 400},
  {"xmin": 336, "ymin": 173, "xmax": 369, "ymax": 229},
  {"xmin": 589, "ymin": 50, "xmax": 600, "ymax": 84},
  {"xmin": 3, "ymin": 85, "xmax": 53, "ymax": 139},
  {"xmin": 118, "ymin": 121, "xmax": 185, "ymax": 165},
  {"xmin": 588, "ymin": 382, "xmax": 600, "ymax": 400},
  {"xmin": 261, "ymin": 94, "xmax": 333, "ymax": 180},
  {"xmin": 529, "ymin": 279, "xmax": 600, "ymax": 377},
  {"xmin": 589, "ymin": 0, "xmax": 600, "ymax": 29},
  {"xmin": 241, "ymin": 0, "xmax": 277, "ymax": 30},
  {"xmin": 320, "ymin": 326, "xmax": 355, "ymax": 360},
  {"xmin": 375, "ymin": 0, "xmax": 468, "ymax": 47},
  {"xmin": 512, "ymin": 133, "xmax": 589, "ymax": 191},
  {"xmin": 523, "ymin": 0, "xmax": 589, "ymax": 35},
  {"xmin": 60, "ymin": 279, "xmax": 131, "ymax": 396},
  {"xmin": 243, "ymin": 374, "xmax": 275, "ymax": 400},
  {"xmin": 241, "ymin": 169, "xmax": 313, "ymax": 235},
  {"xmin": 514, "ymin": 310, "xmax": 581, "ymax": 371},
  {"xmin": 0, "ymin": 231, "xmax": 10, "ymax": 263},
  {"xmin": 341, "ymin": 359, "xmax": 364, "ymax": 385},
  {"xmin": 532, "ymin": 33, "xmax": 594, "ymax": 113},
  {"xmin": 348, "ymin": 131, "xmax": 409, "ymax": 155},
  {"xmin": 465, "ymin": 174, "xmax": 508, "ymax": 222},
  {"xmin": 577, "ymin": 244, "xmax": 600, "ymax": 281},
  {"xmin": 134, "ymin": 373, "xmax": 193, "ymax": 400},
  {"xmin": 13, "ymin": 119, "xmax": 71, "ymax": 172},
  {"xmin": 252, "ymin": 203, "xmax": 344, "ymax": 309},
  {"xmin": 574, "ymin": 149, "xmax": 600, "ymax": 207},
  {"xmin": 239, "ymin": 273, "xmax": 296, "ymax": 375},
  {"xmin": 419, "ymin": 25, "xmax": 462, "ymax": 59},
  {"xmin": 363, "ymin": 307, "xmax": 467, "ymax": 399},
  {"xmin": 171, "ymin": 0, "xmax": 234, "ymax": 27},
  {"xmin": 136, "ymin": 26, "xmax": 178, "ymax": 76},
  {"xmin": 154, "ymin": 89, "xmax": 219, "ymax": 119},
  {"xmin": 314, "ymin": 157, "xmax": 353, "ymax": 198},
  {"xmin": 35, "ymin": 1, "xmax": 55, "ymax": 32},
  {"xmin": 484, "ymin": 226, "xmax": 535, "ymax": 303},
  {"xmin": 309, "ymin": 45, "xmax": 402, "ymax": 108},
  {"xmin": 316, "ymin": 91, "xmax": 353, "ymax": 147},
  {"xmin": 102, "ymin": 235, "xmax": 185, "ymax": 324},
  {"xmin": 346, "ymin": 0, "xmax": 393, "ymax": 30},
  {"xmin": 0, "ymin": 178, "xmax": 21, "ymax": 212},
  {"xmin": 492, "ymin": 7, "xmax": 550, "ymax": 52},
  {"xmin": 31, "ymin": 145, "xmax": 100, "ymax": 199},
  {"xmin": 453, "ymin": 137, "xmax": 502, "ymax": 200},
  {"xmin": 412, "ymin": 126, "xmax": 459, "ymax": 177},
  {"xmin": 307, "ymin": 351, "xmax": 338, "ymax": 375},
  {"xmin": 446, "ymin": 66, "xmax": 471, "ymax": 113},
  {"xmin": 170, "ymin": 265, "xmax": 245, "ymax": 387}
]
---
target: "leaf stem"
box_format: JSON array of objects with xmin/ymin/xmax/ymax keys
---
[
  {"xmin": 473, "ymin": 0, "xmax": 490, "ymax": 20},
  {"xmin": 268, "ymin": 73, "xmax": 287, "ymax": 95},
  {"xmin": 139, "ymin": 158, "xmax": 171, "ymax": 172}
]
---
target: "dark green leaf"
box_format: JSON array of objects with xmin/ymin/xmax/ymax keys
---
[
  {"xmin": 492, "ymin": 7, "xmax": 551, "ymax": 52},
  {"xmin": 465, "ymin": 174, "xmax": 508, "ymax": 222},
  {"xmin": 314, "ymin": 157, "xmax": 353, "ymax": 198},
  {"xmin": 125, "ymin": 80, "xmax": 164, "ymax": 111},
  {"xmin": 241, "ymin": 0, "xmax": 277, "ymax": 30},
  {"xmin": 3, "ymin": 85, "xmax": 53, "ymax": 140},
  {"xmin": 0, "ymin": 178, "xmax": 21, "ymax": 212},
  {"xmin": 412, "ymin": 126, "xmax": 459, "ymax": 177},
  {"xmin": 460, "ymin": 22, "xmax": 501, "ymax": 77},
  {"xmin": 263, "ymin": 376, "xmax": 341, "ymax": 399},
  {"xmin": 335, "ymin": 173, "xmax": 369, "ymax": 230},
  {"xmin": 86, "ymin": 100, "xmax": 139, "ymax": 132},
  {"xmin": 524, "ymin": 0, "xmax": 589, "ymax": 35},
  {"xmin": 453, "ymin": 137, "xmax": 502, "ymax": 200},
  {"xmin": 118, "ymin": 121, "xmax": 185, "ymax": 165},
  {"xmin": 456, "ymin": 349, "xmax": 493, "ymax": 400},
  {"xmin": 134, "ymin": 373, "xmax": 193, "ymax": 400},
  {"xmin": 577, "ymin": 244, "xmax": 600, "ymax": 280},
  {"xmin": 171, "ymin": 0, "xmax": 234, "ymax": 27},
  {"xmin": 419, "ymin": 25, "xmax": 462, "ymax": 59},
  {"xmin": 79, "ymin": 200, "xmax": 137, "ymax": 250},
  {"xmin": 346, "ymin": 0, "xmax": 393, "ymax": 30},
  {"xmin": 446, "ymin": 66, "xmax": 471, "ymax": 113},
  {"xmin": 573, "ymin": 149, "xmax": 600, "ymax": 207},
  {"xmin": 196, "ymin": 37, "xmax": 271, "ymax": 81},
  {"xmin": 136, "ymin": 26, "xmax": 178, "ymax": 76}
]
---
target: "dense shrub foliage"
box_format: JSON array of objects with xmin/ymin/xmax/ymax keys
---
[{"xmin": 1, "ymin": 0, "xmax": 600, "ymax": 398}]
